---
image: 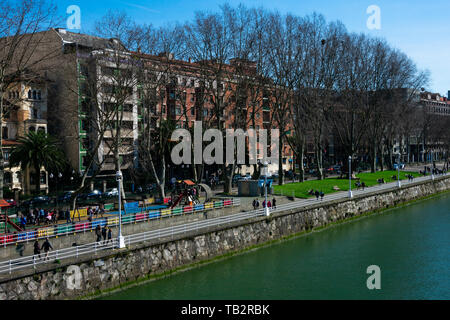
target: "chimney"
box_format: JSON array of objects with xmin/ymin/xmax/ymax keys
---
[{"xmin": 448, "ymin": 90, "xmax": 450, "ymax": 99}]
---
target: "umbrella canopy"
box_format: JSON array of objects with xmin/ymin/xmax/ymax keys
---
[{"xmin": 0, "ymin": 199, "xmax": 11, "ymax": 207}]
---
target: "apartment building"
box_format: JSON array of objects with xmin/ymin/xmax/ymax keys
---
[
  {"xmin": 2, "ymin": 73, "xmax": 49, "ymax": 195},
  {"xmin": 133, "ymin": 51, "xmax": 295, "ymax": 177},
  {"xmin": 4, "ymin": 28, "xmax": 294, "ymax": 189}
]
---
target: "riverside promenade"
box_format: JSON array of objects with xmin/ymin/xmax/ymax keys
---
[{"xmin": 0, "ymin": 173, "xmax": 447, "ymax": 278}]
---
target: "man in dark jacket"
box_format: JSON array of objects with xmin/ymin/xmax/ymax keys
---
[
  {"xmin": 107, "ymin": 227, "xmax": 112, "ymax": 244},
  {"xmin": 33, "ymin": 240, "xmax": 41, "ymax": 260},
  {"xmin": 95, "ymin": 225, "xmax": 102, "ymax": 243},
  {"xmin": 101, "ymin": 225, "xmax": 107, "ymax": 244},
  {"xmin": 41, "ymin": 238, "xmax": 53, "ymax": 261}
]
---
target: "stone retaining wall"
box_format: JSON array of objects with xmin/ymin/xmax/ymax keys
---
[{"xmin": 1, "ymin": 176, "xmax": 449, "ymax": 300}]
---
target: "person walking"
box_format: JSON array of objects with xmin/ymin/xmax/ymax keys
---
[
  {"xmin": 320, "ymin": 191, "xmax": 325, "ymax": 201},
  {"xmin": 255, "ymin": 199, "xmax": 260, "ymax": 210},
  {"xmin": 33, "ymin": 239, "xmax": 41, "ymax": 260},
  {"xmin": 272, "ymin": 198, "xmax": 277, "ymax": 209},
  {"xmin": 65, "ymin": 209, "xmax": 71, "ymax": 224},
  {"xmin": 102, "ymin": 225, "xmax": 107, "ymax": 245},
  {"xmin": 267, "ymin": 200, "xmax": 272, "ymax": 210},
  {"xmin": 99, "ymin": 204, "xmax": 105, "ymax": 218},
  {"xmin": 41, "ymin": 238, "xmax": 53, "ymax": 261},
  {"xmin": 107, "ymin": 227, "xmax": 112, "ymax": 245},
  {"xmin": 315, "ymin": 190, "xmax": 320, "ymax": 201},
  {"xmin": 95, "ymin": 225, "xmax": 102, "ymax": 243},
  {"xmin": 252, "ymin": 199, "xmax": 256, "ymax": 210},
  {"xmin": 39, "ymin": 208, "xmax": 45, "ymax": 224}
]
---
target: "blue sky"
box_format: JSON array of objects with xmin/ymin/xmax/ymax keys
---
[{"xmin": 57, "ymin": 0, "xmax": 450, "ymax": 96}]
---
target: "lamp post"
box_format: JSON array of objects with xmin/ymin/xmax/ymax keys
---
[
  {"xmin": 264, "ymin": 161, "xmax": 269, "ymax": 216},
  {"xmin": 397, "ymin": 154, "xmax": 401, "ymax": 188},
  {"xmin": 348, "ymin": 156, "xmax": 353, "ymax": 198},
  {"xmin": 116, "ymin": 171, "xmax": 125, "ymax": 248}
]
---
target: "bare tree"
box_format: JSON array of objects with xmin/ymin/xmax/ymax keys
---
[{"xmin": 0, "ymin": 0, "xmax": 59, "ymax": 197}]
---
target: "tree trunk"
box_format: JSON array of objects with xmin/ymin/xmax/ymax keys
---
[
  {"xmin": 370, "ymin": 141, "xmax": 377, "ymax": 173},
  {"xmin": 316, "ymin": 144, "xmax": 324, "ymax": 180},
  {"xmin": 299, "ymin": 142, "xmax": 305, "ymax": 182},
  {"xmin": 278, "ymin": 140, "xmax": 284, "ymax": 186},
  {"xmin": 35, "ymin": 166, "xmax": 41, "ymax": 195}
]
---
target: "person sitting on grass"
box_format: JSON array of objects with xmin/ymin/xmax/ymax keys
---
[{"xmin": 320, "ymin": 191, "xmax": 324, "ymax": 201}]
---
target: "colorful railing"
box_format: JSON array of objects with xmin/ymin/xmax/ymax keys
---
[{"xmin": 0, "ymin": 198, "xmax": 240, "ymax": 247}]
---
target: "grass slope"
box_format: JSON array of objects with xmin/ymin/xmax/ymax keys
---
[{"xmin": 274, "ymin": 170, "xmax": 422, "ymax": 199}]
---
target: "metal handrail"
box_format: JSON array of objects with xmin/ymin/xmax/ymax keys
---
[{"xmin": 0, "ymin": 199, "xmax": 240, "ymax": 248}]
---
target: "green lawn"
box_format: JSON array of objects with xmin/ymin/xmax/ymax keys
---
[{"xmin": 273, "ymin": 171, "xmax": 422, "ymax": 199}]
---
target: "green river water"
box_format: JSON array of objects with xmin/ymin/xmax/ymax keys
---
[{"xmin": 101, "ymin": 193, "xmax": 450, "ymax": 300}]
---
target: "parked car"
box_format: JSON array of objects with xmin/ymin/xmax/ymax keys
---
[
  {"xmin": 58, "ymin": 191, "xmax": 75, "ymax": 202},
  {"xmin": 5, "ymin": 199, "xmax": 17, "ymax": 207},
  {"xmin": 232, "ymin": 174, "xmax": 242, "ymax": 183},
  {"xmin": 22, "ymin": 196, "xmax": 50, "ymax": 206},
  {"xmin": 87, "ymin": 189, "xmax": 102, "ymax": 199},
  {"xmin": 104, "ymin": 188, "xmax": 119, "ymax": 197},
  {"xmin": 258, "ymin": 175, "xmax": 274, "ymax": 188},
  {"xmin": 333, "ymin": 165, "xmax": 342, "ymax": 174},
  {"xmin": 394, "ymin": 163, "xmax": 405, "ymax": 170}
]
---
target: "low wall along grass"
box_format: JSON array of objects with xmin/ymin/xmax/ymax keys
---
[{"xmin": 273, "ymin": 170, "xmax": 422, "ymax": 198}]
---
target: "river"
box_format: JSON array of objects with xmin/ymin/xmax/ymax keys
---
[{"xmin": 101, "ymin": 193, "xmax": 450, "ymax": 300}]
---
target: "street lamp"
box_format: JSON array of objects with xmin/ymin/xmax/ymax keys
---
[
  {"xmin": 263, "ymin": 161, "xmax": 270, "ymax": 217},
  {"xmin": 348, "ymin": 156, "xmax": 353, "ymax": 198},
  {"xmin": 116, "ymin": 170, "xmax": 125, "ymax": 248}
]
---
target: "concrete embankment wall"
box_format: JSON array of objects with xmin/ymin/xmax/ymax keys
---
[{"xmin": 1, "ymin": 176, "xmax": 449, "ymax": 300}]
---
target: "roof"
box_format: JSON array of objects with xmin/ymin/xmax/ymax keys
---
[{"xmin": 53, "ymin": 28, "xmax": 127, "ymax": 51}]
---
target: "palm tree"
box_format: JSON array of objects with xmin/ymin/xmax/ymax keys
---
[{"xmin": 9, "ymin": 131, "xmax": 65, "ymax": 194}]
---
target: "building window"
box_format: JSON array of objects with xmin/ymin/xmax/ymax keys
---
[
  {"xmin": 40, "ymin": 171, "xmax": 46, "ymax": 185},
  {"xmin": 37, "ymin": 91, "xmax": 41, "ymax": 100},
  {"xmin": 29, "ymin": 126, "xmax": 36, "ymax": 133},
  {"xmin": 28, "ymin": 90, "xmax": 32, "ymax": 99},
  {"xmin": 33, "ymin": 90, "xmax": 37, "ymax": 100},
  {"xmin": 2, "ymin": 127, "xmax": 8, "ymax": 139},
  {"xmin": 81, "ymin": 120, "xmax": 89, "ymax": 132},
  {"xmin": 123, "ymin": 104, "xmax": 133, "ymax": 112},
  {"xmin": 4, "ymin": 172, "xmax": 12, "ymax": 185}
]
